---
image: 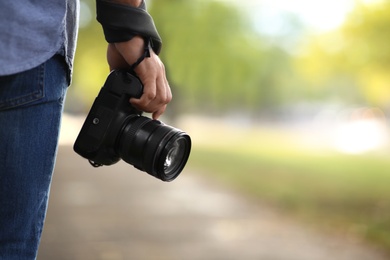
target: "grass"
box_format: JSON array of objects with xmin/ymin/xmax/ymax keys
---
[{"xmin": 186, "ymin": 126, "xmax": 390, "ymax": 252}]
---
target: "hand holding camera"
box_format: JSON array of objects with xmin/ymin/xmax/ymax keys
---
[
  {"xmin": 107, "ymin": 36, "xmax": 171, "ymax": 120},
  {"xmin": 74, "ymin": 70, "xmax": 191, "ymax": 182},
  {"xmin": 77, "ymin": 1, "xmax": 191, "ymax": 181}
]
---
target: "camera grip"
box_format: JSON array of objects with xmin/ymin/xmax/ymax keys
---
[{"xmin": 105, "ymin": 70, "xmax": 143, "ymax": 99}]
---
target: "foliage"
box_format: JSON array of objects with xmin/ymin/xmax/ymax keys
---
[
  {"xmin": 295, "ymin": 1, "xmax": 390, "ymax": 108},
  {"xmin": 153, "ymin": 0, "xmax": 314, "ymax": 114},
  {"xmin": 68, "ymin": 0, "xmax": 390, "ymax": 114},
  {"xmin": 149, "ymin": 0, "xmax": 269, "ymax": 113},
  {"xmin": 68, "ymin": 0, "xmax": 299, "ymax": 114},
  {"xmin": 342, "ymin": 1, "xmax": 390, "ymax": 107}
]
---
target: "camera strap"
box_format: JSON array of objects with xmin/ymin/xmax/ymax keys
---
[
  {"xmin": 96, "ymin": 0, "xmax": 162, "ymax": 55},
  {"xmin": 130, "ymin": 37, "xmax": 151, "ymax": 70}
]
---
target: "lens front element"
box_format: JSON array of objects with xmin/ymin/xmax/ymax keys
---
[
  {"xmin": 118, "ymin": 116, "xmax": 191, "ymax": 181},
  {"xmin": 159, "ymin": 134, "xmax": 191, "ymax": 181}
]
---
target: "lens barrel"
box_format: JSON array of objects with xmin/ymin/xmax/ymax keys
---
[{"xmin": 118, "ymin": 116, "xmax": 191, "ymax": 181}]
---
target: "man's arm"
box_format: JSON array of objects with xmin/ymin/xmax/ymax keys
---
[
  {"xmin": 101, "ymin": 0, "xmax": 171, "ymax": 119},
  {"xmin": 111, "ymin": 0, "xmax": 142, "ymax": 7}
]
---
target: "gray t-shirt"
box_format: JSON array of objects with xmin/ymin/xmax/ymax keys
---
[{"xmin": 0, "ymin": 0, "xmax": 79, "ymax": 77}]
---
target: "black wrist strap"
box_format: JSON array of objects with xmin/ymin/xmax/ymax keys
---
[
  {"xmin": 130, "ymin": 38, "xmax": 151, "ymax": 71},
  {"xmin": 96, "ymin": 0, "xmax": 162, "ymax": 55}
]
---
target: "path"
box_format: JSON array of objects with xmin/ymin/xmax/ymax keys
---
[{"xmin": 37, "ymin": 115, "xmax": 388, "ymax": 260}]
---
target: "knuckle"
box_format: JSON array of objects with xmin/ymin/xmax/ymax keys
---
[
  {"xmin": 162, "ymin": 95, "xmax": 171, "ymax": 104},
  {"xmin": 144, "ymin": 91, "xmax": 156, "ymax": 100}
]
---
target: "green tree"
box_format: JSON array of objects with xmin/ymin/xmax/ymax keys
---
[
  {"xmin": 69, "ymin": 0, "xmax": 296, "ymax": 115},
  {"xmin": 149, "ymin": 0, "xmax": 270, "ymax": 114},
  {"xmin": 295, "ymin": 1, "xmax": 390, "ymax": 107},
  {"xmin": 341, "ymin": 1, "xmax": 390, "ymax": 106},
  {"xmin": 150, "ymin": 0, "xmax": 309, "ymax": 116}
]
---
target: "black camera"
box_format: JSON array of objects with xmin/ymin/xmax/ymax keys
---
[{"xmin": 73, "ymin": 70, "xmax": 191, "ymax": 182}]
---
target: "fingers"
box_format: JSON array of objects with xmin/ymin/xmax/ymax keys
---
[
  {"xmin": 152, "ymin": 105, "xmax": 167, "ymax": 120},
  {"xmin": 106, "ymin": 37, "xmax": 172, "ymax": 119},
  {"xmin": 130, "ymin": 61, "xmax": 172, "ymax": 119}
]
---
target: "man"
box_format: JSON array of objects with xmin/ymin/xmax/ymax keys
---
[{"xmin": 0, "ymin": 0, "xmax": 170, "ymax": 259}]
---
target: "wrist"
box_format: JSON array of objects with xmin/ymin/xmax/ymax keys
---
[
  {"xmin": 109, "ymin": 0, "xmax": 142, "ymax": 7},
  {"xmin": 115, "ymin": 36, "xmax": 145, "ymax": 62}
]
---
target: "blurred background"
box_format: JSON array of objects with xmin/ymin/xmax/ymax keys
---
[{"xmin": 45, "ymin": 0, "xmax": 390, "ymax": 258}]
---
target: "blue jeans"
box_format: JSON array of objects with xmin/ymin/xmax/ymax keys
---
[{"xmin": 0, "ymin": 55, "xmax": 68, "ymax": 259}]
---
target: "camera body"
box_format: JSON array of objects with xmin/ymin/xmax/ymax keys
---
[
  {"xmin": 74, "ymin": 70, "xmax": 143, "ymax": 166},
  {"xmin": 74, "ymin": 70, "xmax": 191, "ymax": 181}
]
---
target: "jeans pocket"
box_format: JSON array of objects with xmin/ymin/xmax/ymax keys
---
[{"xmin": 0, "ymin": 63, "xmax": 45, "ymax": 111}]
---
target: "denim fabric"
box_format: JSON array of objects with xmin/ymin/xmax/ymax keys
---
[{"xmin": 0, "ymin": 55, "xmax": 68, "ymax": 260}]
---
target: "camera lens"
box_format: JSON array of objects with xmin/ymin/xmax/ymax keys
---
[
  {"xmin": 164, "ymin": 139, "xmax": 183, "ymax": 172},
  {"xmin": 118, "ymin": 116, "xmax": 191, "ymax": 181},
  {"xmin": 158, "ymin": 134, "xmax": 190, "ymax": 181}
]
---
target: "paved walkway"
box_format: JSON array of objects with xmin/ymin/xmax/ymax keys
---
[{"xmin": 38, "ymin": 144, "xmax": 388, "ymax": 260}]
